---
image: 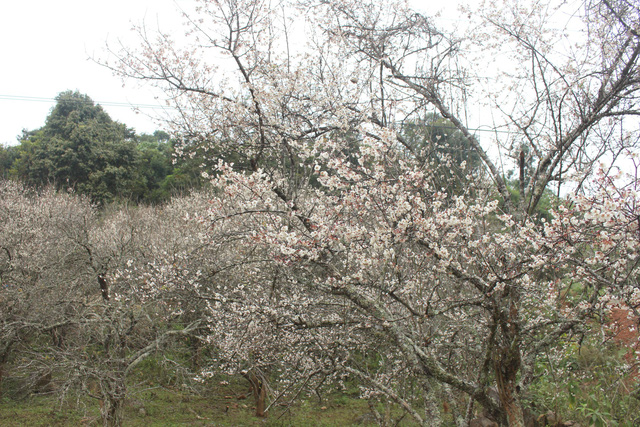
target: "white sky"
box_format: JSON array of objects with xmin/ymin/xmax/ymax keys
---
[
  {"xmin": 0, "ymin": 0, "xmax": 464, "ymax": 147},
  {"xmin": 0, "ymin": 0, "xmax": 184, "ymax": 145}
]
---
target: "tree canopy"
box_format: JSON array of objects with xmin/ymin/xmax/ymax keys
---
[
  {"xmin": 3, "ymin": 92, "xmax": 210, "ymax": 204},
  {"xmin": 9, "ymin": 91, "xmax": 141, "ymax": 204}
]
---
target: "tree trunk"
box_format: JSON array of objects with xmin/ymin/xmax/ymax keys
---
[
  {"xmin": 189, "ymin": 336, "xmax": 202, "ymax": 370},
  {"xmin": 0, "ymin": 360, "xmax": 4, "ymax": 400},
  {"xmin": 100, "ymin": 379, "xmax": 126, "ymax": 427},
  {"xmin": 34, "ymin": 369, "xmax": 53, "ymax": 394},
  {"xmin": 0, "ymin": 343, "xmax": 13, "ymax": 400},
  {"xmin": 494, "ymin": 359, "xmax": 524, "ymax": 427},
  {"xmin": 494, "ymin": 300, "xmax": 525, "ymax": 427},
  {"xmin": 98, "ymin": 275, "xmax": 110, "ymax": 302},
  {"xmin": 105, "ymin": 398, "xmax": 124, "ymax": 427},
  {"xmin": 101, "ymin": 397, "xmax": 124, "ymax": 427},
  {"xmin": 243, "ymin": 370, "xmax": 267, "ymax": 417}
]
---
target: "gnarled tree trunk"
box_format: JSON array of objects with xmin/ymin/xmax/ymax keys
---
[
  {"xmin": 494, "ymin": 300, "xmax": 525, "ymax": 427},
  {"xmin": 243, "ymin": 369, "xmax": 267, "ymax": 417}
]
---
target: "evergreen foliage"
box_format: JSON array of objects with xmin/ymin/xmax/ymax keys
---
[
  {"xmin": 10, "ymin": 91, "xmax": 141, "ymax": 204},
  {"xmin": 2, "ymin": 92, "xmax": 207, "ymax": 205}
]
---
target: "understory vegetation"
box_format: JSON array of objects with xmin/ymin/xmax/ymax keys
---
[{"xmin": 1, "ymin": 339, "xmax": 638, "ymax": 426}]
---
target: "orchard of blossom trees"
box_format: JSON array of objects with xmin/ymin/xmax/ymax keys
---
[{"xmin": 2, "ymin": 0, "xmax": 640, "ymax": 426}]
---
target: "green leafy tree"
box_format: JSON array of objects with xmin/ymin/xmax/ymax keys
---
[
  {"xmin": 0, "ymin": 144, "xmax": 19, "ymax": 179},
  {"xmin": 401, "ymin": 114, "xmax": 483, "ymax": 195},
  {"xmin": 11, "ymin": 91, "xmax": 143, "ymax": 204},
  {"xmin": 156, "ymin": 137, "xmax": 216, "ymax": 197},
  {"xmin": 134, "ymin": 131, "xmax": 175, "ymax": 203}
]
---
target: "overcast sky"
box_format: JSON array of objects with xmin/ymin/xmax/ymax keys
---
[
  {"xmin": 0, "ymin": 0, "xmax": 185, "ymax": 145},
  {"xmin": 0, "ymin": 0, "xmax": 464, "ymax": 147}
]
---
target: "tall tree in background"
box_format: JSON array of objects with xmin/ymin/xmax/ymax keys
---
[
  {"xmin": 11, "ymin": 91, "xmax": 142, "ymax": 204},
  {"xmin": 0, "ymin": 144, "xmax": 18, "ymax": 179}
]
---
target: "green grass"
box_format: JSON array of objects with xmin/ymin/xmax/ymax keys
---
[
  {"xmin": 0, "ymin": 385, "xmax": 380, "ymax": 426},
  {"xmin": 0, "ymin": 395, "xmax": 92, "ymax": 426},
  {"xmin": 0, "ymin": 352, "xmax": 395, "ymax": 426}
]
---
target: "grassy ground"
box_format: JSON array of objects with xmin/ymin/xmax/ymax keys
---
[{"xmin": 0, "ymin": 382, "xmax": 380, "ymax": 426}]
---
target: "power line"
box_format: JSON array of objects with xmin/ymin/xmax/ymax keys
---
[
  {"xmin": 0, "ymin": 94, "xmax": 518, "ymax": 135},
  {"xmin": 0, "ymin": 94, "xmax": 169, "ymax": 110}
]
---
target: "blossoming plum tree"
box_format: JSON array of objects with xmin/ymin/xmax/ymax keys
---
[
  {"xmin": 0, "ymin": 182, "xmax": 206, "ymax": 426},
  {"xmin": 106, "ymin": 0, "xmax": 640, "ymax": 424},
  {"xmin": 0, "ymin": 182, "xmax": 96, "ymax": 399}
]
